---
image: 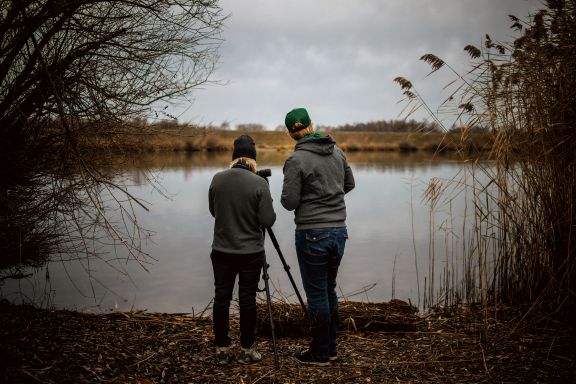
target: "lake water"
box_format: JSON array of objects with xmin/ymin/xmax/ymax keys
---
[{"xmin": 1, "ymin": 150, "xmax": 478, "ymax": 313}]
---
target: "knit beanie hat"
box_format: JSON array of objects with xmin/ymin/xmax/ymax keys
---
[
  {"xmin": 285, "ymin": 108, "xmax": 311, "ymax": 133},
  {"xmin": 232, "ymin": 134, "xmax": 256, "ymax": 160}
]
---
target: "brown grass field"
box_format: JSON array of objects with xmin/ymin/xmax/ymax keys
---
[{"xmin": 82, "ymin": 126, "xmax": 492, "ymax": 155}]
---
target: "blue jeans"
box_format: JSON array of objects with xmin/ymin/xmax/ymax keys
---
[
  {"xmin": 295, "ymin": 227, "xmax": 348, "ymax": 361},
  {"xmin": 211, "ymin": 249, "xmax": 264, "ymax": 348}
]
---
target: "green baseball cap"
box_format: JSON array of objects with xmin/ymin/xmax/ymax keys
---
[{"xmin": 285, "ymin": 108, "xmax": 311, "ymax": 133}]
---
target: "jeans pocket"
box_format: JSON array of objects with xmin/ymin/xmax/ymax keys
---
[
  {"xmin": 299, "ymin": 232, "xmax": 330, "ymax": 258},
  {"xmin": 305, "ymin": 231, "xmax": 330, "ymax": 242}
]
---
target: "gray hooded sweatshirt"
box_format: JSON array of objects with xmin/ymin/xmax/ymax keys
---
[{"xmin": 281, "ymin": 134, "xmax": 355, "ymax": 229}]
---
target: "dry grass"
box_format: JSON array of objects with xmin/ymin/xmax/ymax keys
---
[
  {"xmin": 79, "ymin": 126, "xmax": 492, "ymax": 155},
  {"xmin": 2, "ymin": 300, "xmax": 574, "ymax": 383}
]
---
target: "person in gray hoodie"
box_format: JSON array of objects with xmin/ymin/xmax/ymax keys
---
[
  {"xmin": 281, "ymin": 108, "xmax": 355, "ymax": 366},
  {"xmin": 208, "ymin": 135, "xmax": 276, "ymax": 365}
]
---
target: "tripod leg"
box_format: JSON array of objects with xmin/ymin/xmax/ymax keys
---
[
  {"xmin": 266, "ymin": 227, "xmax": 308, "ymax": 318},
  {"xmin": 262, "ymin": 256, "xmax": 280, "ymax": 369}
]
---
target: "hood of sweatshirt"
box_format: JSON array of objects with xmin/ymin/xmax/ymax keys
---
[{"xmin": 294, "ymin": 133, "xmax": 336, "ymax": 155}]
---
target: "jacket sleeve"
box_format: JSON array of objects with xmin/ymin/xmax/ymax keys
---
[
  {"xmin": 281, "ymin": 156, "xmax": 302, "ymax": 211},
  {"xmin": 336, "ymin": 147, "xmax": 355, "ymax": 194},
  {"xmin": 344, "ymin": 161, "xmax": 355, "ymax": 194},
  {"xmin": 258, "ymin": 182, "xmax": 276, "ymax": 228},
  {"xmin": 208, "ymin": 180, "xmax": 216, "ymax": 218}
]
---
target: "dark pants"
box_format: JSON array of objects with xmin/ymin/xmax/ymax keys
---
[
  {"xmin": 295, "ymin": 227, "xmax": 348, "ymax": 361},
  {"xmin": 211, "ymin": 249, "xmax": 264, "ymax": 349}
]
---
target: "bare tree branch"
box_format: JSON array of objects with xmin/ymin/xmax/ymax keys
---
[{"xmin": 0, "ymin": 0, "xmax": 226, "ymax": 274}]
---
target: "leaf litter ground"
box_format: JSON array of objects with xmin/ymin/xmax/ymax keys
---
[{"xmin": 1, "ymin": 299, "xmax": 574, "ymax": 383}]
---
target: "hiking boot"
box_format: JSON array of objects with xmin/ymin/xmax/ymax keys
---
[
  {"xmin": 293, "ymin": 350, "xmax": 329, "ymax": 366},
  {"xmin": 237, "ymin": 346, "xmax": 262, "ymax": 365},
  {"xmin": 215, "ymin": 346, "xmax": 232, "ymax": 365}
]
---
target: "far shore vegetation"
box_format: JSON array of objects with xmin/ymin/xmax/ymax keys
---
[{"xmin": 77, "ymin": 118, "xmax": 494, "ymax": 156}]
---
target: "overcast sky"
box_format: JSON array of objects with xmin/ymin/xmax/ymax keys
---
[{"xmin": 172, "ymin": 0, "xmax": 543, "ymax": 130}]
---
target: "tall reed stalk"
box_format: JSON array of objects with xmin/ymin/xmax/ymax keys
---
[{"xmin": 396, "ymin": 0, "xmax": 576, "ymax": 323}]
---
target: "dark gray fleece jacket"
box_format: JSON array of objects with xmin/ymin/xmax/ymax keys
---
[
  {"xmin": 209, "ymin": 165, "xmax": 276, "ymax": 254},
  {"xmin": 281, "ymin": 134, "xmax": 355, "ymax": 229}
]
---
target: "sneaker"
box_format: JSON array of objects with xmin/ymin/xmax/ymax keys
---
[
  {"xmin": 237, "ymin": 346, "xmax": 262, "ymax": 365},
  {"xmin": 215, "ymin": 346, "xmax": 232, "ymax": 366},
  {"xmin": 293, "ymin": 350, "xmax": 329, "ymax": 366}
]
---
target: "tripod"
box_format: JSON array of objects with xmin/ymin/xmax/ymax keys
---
[
  {"xmin": 260, "ymin": 226, "xmax": 308, "ymax": 369},
  {"xmin": 266, "ymin": 227, "xmax": 307, "ymax": 315}
]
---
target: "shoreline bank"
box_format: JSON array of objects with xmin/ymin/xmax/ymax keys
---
[{"xmin": 2, "ymin": 300, "xmax": 574, "ymax": 383}]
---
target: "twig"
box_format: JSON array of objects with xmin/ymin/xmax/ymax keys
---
[
  {"xmin": 21, "ymin": 369, "xmax": 51, "ymax": 383},
  {"xmin": 128, "ymin": 351, "xmax": 157, "ymax": 367}
]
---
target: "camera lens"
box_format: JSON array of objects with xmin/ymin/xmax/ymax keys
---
[{"xmin": 257, "ymin": 169, "xmax": 271, "ymax": 178}]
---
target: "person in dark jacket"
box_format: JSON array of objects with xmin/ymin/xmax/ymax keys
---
[
  {"xmin": 281, "ymin": 108, "xmax": 355, "ymax": 366},
  {"xmin": 208, "ymin": 134, "xmax": 276, "ymax": 365}
]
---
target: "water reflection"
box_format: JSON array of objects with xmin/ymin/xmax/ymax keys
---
[
  {"xmin": 1, "ymin": 151, "xmax": 476, "ymax": 313},
  {"xmin": 122, "ymin": 150, "xmax": 465, "ymax": 172}
]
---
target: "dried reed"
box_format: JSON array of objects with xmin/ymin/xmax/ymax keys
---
[{"xmin": 397, "ymin": 0, "xmax": 576, "ymax": 324}]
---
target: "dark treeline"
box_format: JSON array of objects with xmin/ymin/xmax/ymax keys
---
[
  {"xmin": 120, "ymin": 117, "xmax": 490, "ymax": 134},
  {"xmin": 130, "ymin": 118, "xmax": 442, "ymax": 133},
  {"xmin": 158, "ymin": 119, "xmax": 442, "ymax": 133},
  {"xmin": 322, "ymin": 119, "xmax": 441, "ymax": 133}
]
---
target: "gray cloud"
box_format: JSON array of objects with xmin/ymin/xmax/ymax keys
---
[{"xmin": 173, "ymin": 0, "xmax": 542, "ymax": 129}]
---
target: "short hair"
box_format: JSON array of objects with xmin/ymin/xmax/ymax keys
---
[
  {"xmin": 289, "ymin": 125, "xmax": 315, "ymax": 140},
  {"xmin": 230, "ymin": 157, "xmax": 257, "ymax": 172}
]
